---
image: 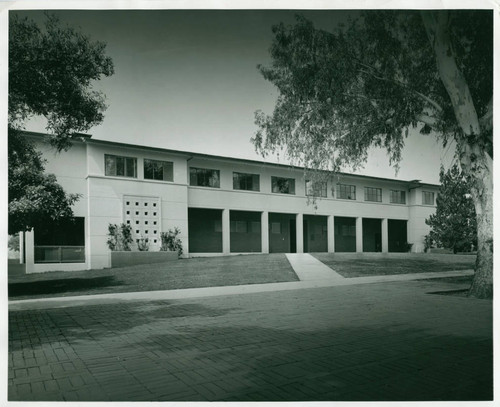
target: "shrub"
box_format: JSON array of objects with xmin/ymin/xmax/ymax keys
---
[
  {"xmin": 107, "ymin": 223, "xmax": 133, "ymax": 251},
  {"xmin": 160, "ymin": 227, "xmax": 183, "ymax": 256},
  {"xmin": 136, "ymin": 237, "xmax": 149, "ymax": 252}
]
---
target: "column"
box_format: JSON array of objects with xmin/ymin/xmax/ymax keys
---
[
  {"xmin": 327, "ymin": 215, "xmax": 335, "ymax": 252},
  {"xmin": 356, "ymin": 217, "xmax": 363, "ymax": 253},
  {"xmin": 19, "ymin": 231, "xmax": 25, "ymax": 264},
  {"xmin": 222, "ymin": 208, "xmax": 230, "ymax": 254},
  {"xmin": 296, "ymin": 213, "xmax": 304, "ymax": 253},
  {"xmin": 261, "ymin": 211, "xmax": 269, "ymax": 253},
  {"xmin": 382, "ymin": 218, "xmax": 389, "ymax": 253},
  {"xmin": 25, "ymin": 230, "xmax": 35, "ymax": 273}
]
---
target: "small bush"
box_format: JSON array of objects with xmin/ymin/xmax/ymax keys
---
[
  {"xmin": 136, "ymin": 238, "xmax": 149, "ymax": 252},
  {"xmin": 107, "ymin": 223, "xmax": 134, "ymax": 251},
  {"xmin": 160, "ymin": 227, "xmax": 183, "ymax": 256}
]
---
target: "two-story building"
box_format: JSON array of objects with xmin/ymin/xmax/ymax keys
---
[{"xmin": 18, "ymin": 132, "xmax": 439, "ymax": 273}]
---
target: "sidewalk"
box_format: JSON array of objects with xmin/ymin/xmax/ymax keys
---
[{"xmin": 9, "ymin": 253, "xmax": 474, "ymax": 311}]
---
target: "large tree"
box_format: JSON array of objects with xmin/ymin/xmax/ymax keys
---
[
  {"xmin": 9, "ymin": 13, "xmax": 114, "ymax": 233},
  {"xmin": 253, "ymin": 10, "xmax": 492, "ymax": 298},
  {"xmin": 426, "ymin": 164, "xmax": 477, "ymax": 254}
]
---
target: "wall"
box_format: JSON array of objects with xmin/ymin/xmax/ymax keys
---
[{"xmin": 86, "ymin": 143, "xmax": 189, "ymax": 269}]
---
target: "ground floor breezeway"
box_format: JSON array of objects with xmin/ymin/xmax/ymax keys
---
[{"xmin": 188, "ymin": 208, "xmax": 409, "ymax": 255}]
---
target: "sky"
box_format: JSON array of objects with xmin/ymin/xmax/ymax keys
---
[{"xmin": 13, "ymin": 8, "xmax": 456, "ymax": 184}]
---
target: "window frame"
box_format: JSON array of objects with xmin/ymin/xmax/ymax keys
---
[
  {"xmin": 189, "ymin": 167, "xmax": 221, "ymax": 188},
  {"xmin": 144, "ymin": 158, "xmax": 174, "ymax": 182},
  {"xmin": 336, "ymin": 183, "xmax": 356, "ymax": 200},
  {"xmin": 105, "ymin": 154, "xmax": 137, "ymax": 178},
  {"xmin": 305, "ymin": 180, "xmax": 328, "ymax": 198},
  {"xmin": 422, "ymin": 191, "xmax": 435, "ymax": 205},
  {"xmin": 233, "ymin": 172, "xmax": 260, "ymax": 192},
  {"xmin": 271, "ymin": 176, "xmax": 296, "ymax": 195},
  {"xmin": 364, "ymin": 187, "xmax": 382, "ymax": 202},
  {"xmin": 390, "ymin": 190, "xmax": 406, "ymax": 204}
]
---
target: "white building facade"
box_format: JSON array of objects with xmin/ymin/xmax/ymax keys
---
[{"xmin": 19, "ymin": 132, "xmax": 439, "ymax": 273}]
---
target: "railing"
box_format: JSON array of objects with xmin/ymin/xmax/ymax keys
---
[{"xmin": 34, "ymin": 246, "xmax": 85, "ymax": 263}]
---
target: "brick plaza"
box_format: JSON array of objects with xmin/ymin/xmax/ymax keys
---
[{"xmin": 8, "ymin": 278, "xmax": 492, "ymax": 401}]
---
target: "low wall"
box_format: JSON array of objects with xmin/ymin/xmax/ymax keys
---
[{"xmin": 111, "ymin": 251, "xmax": 178, "ymax": 268}]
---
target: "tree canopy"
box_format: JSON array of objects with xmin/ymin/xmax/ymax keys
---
[
  {"xmin": 253, "ymin": 11, "xmax": 492, "ymax": 173},
  {"xmin": 426, "ymin": 164, "xmax": 477, "ymax": 253},
  {"xmin": 254, "ymin": 10, "xmax": 493, "ymax": 298},
  {"xmin": 8, "ymin": 13, "xmax": 114, "ymax": 233}
]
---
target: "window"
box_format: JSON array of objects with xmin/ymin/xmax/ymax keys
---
[
  {"xmin": 271, "ymin": 222, "xmax": 282, "ymax": 234},
  {"xmin": 271, "ymin": 176, "xmax": 295, "ymax": 194},
  {"xmin": 105, "ymin": 154, "xmax": 137, "ymax": 178},
  {"xmin": 422, "ymin": 191, "xmax": 435, "ymax": 205},
  {"xmin": 144, "ymin": 159, "xmax": 173, "ymax": 181},
  {"xmin": 233, "ymin": 172, "xmax": 260, "ymax": 191},
  {"xmin": 390, "ymin": 190, "xmax": 406, "ymax": 204},
  {"xmin": 364, "ymin": 187, "xmax": 382, "ymax": 202},
  {"xmin": 190, "ymin": 167, "xmax": 220, "ymax": 188},
  {"xmin": 336, "ymin": 184, "xmax": 356, "ymax": 200},
  {"xmin": 305, "ymin": 180, "xmax": 327, "ymax": 197},
  {"xmin": 34, "ymin": 217, "xmax": 85, "ymax": 263}
]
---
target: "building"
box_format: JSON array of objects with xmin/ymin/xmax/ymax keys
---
[{"xmin": 17, "ymin": 132, "xmax": 439, "ymax": 273}]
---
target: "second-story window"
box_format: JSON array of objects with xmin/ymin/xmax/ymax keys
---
[
  {"xmin": 271, "ymin": 176, "xmax": 295, "ymax": 194},
  {"xmin": 364, "ymin": 187, "xmax": 382, "ymax": 202},
  {"xmin": 390, "ymin": 190, "xmax": 406, "ymax": 204},
  {"xmin": 336, "ymin": 183, "xmax": 356, "ymax": 200},
  {"xmin": 305, "ymin": 180, "xmax": 327, "ymax": 197},
  {"xmin": 422, "ymin": 191, "xmax": 435, "ymax": 205},
  {"xmin": 233, "ymin": 172, "xmax": 260, "ymax": 191},
  {"xmin": 144, "ymin": 159, "xmax": 174, "ymax": 181},
  {"xmin": 190, "ymin": 167, "xmax": 220, "ymax": 188},
  {"xmin": 105, "ymin": 154, "xmax": 137, "ymax": 178}
]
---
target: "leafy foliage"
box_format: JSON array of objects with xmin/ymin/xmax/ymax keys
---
[
  {"xmin": 253, "ymin": 11, "xmax": 492, "ymax": 178},
  {"xmin": 8, "ymin": 13, "xmax": 114, "ymax": 233},
  {"xmin": 9, "ymin": 13, "xmax": 114, "ymax": 150},
  {"xmin": 8, "ymin": 129, "xmax": 80, "ymax": 235},
  {"xmin": 160, "ymin": 228, "xmax": 183, "ymax": 256},
  {"xmin": 106, "ymin": 223, "xmax": 134, "ymax": 251},
  {"xmin": 425, "ymin": 164, "xmax": 477, "ymax": 253}
]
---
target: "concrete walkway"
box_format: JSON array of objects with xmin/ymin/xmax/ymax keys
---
[{"xmin": 285, "ymin": 253, "xmax": 344, "ymax": 280}]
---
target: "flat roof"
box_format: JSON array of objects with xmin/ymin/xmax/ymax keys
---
[{"xmin": 22, "ymin": 130, "xmax": 439, "ymax": 188}]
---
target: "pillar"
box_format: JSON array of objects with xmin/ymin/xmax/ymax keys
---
[
  {"xmin": 25, "ymin": 230, "xmax": 35, "ymax": 273},
  {"xmin": 382, "ymin": 218, "xmax": 388, "ymax": 253},
  {"xmin": 356, "ymin": 217, "xmax": 363, "ymax": 253},
  {"xmin": 261, "ymin": 211, "xmax": 269, "ymax": 253},
  {"xmin": 296, "ymin": 213, "xmax": 303, "ymax": 253},
  {"xmin": 222, "ymin": 208, "xmax": 230, "ymax": 254},
  {"xmin": 327, "ymin": 215, "xmax": 335, "ymax": 252}
]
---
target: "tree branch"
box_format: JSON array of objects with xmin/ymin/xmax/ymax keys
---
[{"xmin": 357, "ymin": 67, "xmax": 444, "ymax": 113}]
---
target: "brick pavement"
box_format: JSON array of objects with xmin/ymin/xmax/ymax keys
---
[{"xmin": 8, "ymin": 278, "xmax": 492, "ymax": 401}]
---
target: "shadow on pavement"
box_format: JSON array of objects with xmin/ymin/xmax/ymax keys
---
[{"xmin": 8, "ymin": 276, "xmax": 122, "ymax": 298}]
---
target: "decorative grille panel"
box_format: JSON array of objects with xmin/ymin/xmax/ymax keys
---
[{"xmin": 123, "ymin": 195, "xmax": 161, "ymax": 249}]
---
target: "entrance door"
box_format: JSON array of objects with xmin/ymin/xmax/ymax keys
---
[{"xmin": 289, "ymin": 219, "xmax": 297, "ymax": 253}]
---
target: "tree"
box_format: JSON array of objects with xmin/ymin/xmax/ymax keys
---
[
  {"xmin": 253, "ymin": 10, "xmax": 492, "ymax": 298},
  {"xmin": 425, "ymin": 164, "xmax": 477, "ymax": 253},
  {"xmin": 9, "ymin": 13, "xmax": 114, "ymax": 233}
]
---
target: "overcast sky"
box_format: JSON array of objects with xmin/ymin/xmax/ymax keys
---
[{"xmin": 15, "ymin": 8, "xmax": 455, "ymax": 184}]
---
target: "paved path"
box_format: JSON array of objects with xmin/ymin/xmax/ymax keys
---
[
  {"xmin": 286, "ymin": 253, "xmax": 344, "ymax": 280},
  {"xmin": 8, "ymin": 277, "xmax": 492, "ymax": 402}
]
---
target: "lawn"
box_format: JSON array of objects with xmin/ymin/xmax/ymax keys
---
[
  {"xmin": 312, "ymin": 252, "xmax": 476, "ymax": 278},
  {"xmin": 8, "ymin": 254, "xmax": 298, "ymax": 300}
]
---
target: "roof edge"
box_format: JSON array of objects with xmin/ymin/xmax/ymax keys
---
[{"xmin": 21, "ymin": 130, "xmax": 440, "ymax": 188}]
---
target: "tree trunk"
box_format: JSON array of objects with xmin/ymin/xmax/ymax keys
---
[
  {"xmin": 422, "ymin": 11, "xmax": 493, "ymax": 298},
  {"xmin": 466, "ymin": 148, "xmax": 493, "ymax": 298}
]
